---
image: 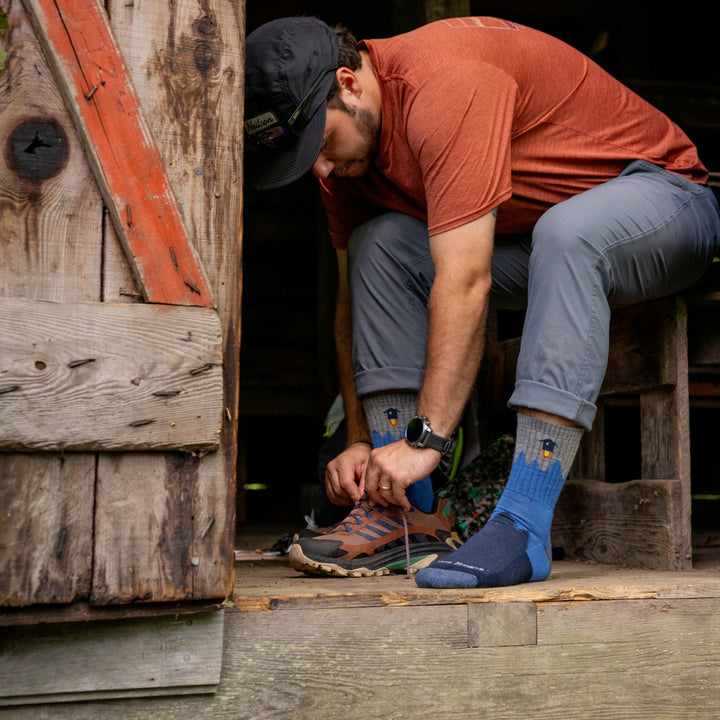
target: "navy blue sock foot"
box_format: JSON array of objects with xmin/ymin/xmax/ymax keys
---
[{"xmin": 415, "ymin": 511, "xmax": 542, "ymax": 588}]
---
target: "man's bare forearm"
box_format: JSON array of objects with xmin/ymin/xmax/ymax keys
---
[
  {"xmin": 417, "ymin": 281, "xmax": 489, "ymax": 437},
  {"xmin": 416, "ymin": 212, "xmax": 496, "ymax": 437},
  {"xmin": 334, "ymin": 249, "xmax": 371, "ymax": 446}
]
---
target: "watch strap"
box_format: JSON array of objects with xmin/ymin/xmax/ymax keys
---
[{"xmin": 423, "ymin": 431, "xmax": 452, "ymax": 454}]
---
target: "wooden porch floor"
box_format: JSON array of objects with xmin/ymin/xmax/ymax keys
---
[
  {"xmin": 5, "ymin": 528, "xmax": 720, "ymax": 720},
  {"xmin": 216, "ymin": 538, "xmax": 720, "ymax": 720}
]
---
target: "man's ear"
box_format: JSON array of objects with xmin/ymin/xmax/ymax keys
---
[{"xmin": 336, "ymin": 66, "xmax": 362, "ymax": 97}]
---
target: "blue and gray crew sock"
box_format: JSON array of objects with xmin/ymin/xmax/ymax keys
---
[
  {"xmin": 362, "ymin": 392, "xmax": 435, "ymax": 512},
  {"xmin": 415, "ymin": 413, "xmax": 583, "ymax": 588}
]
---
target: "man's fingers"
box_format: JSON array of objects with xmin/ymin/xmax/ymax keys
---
[{"xmin": 324, "ymin": 445, "xmax": 370, "ymax": 505}]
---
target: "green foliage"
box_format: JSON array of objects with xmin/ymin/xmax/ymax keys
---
[
  {"xmin": 0, "ymin": 8, "xmax": 7, "ymax": 71},
  {"xmin": 438, "ymin": 434, "xmax": 515, "ymax": 541}
]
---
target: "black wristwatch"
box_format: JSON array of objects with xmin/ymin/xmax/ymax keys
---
[{"xmin": 405, "ymin": 415, "xmax": 454, "ymax": 454}]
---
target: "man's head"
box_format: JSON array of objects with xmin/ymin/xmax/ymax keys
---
[{"xmin": 244, "ymin": 17, "xmax": 375, "ymax": 190}]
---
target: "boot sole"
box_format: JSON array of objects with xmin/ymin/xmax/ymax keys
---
[{"xmin": 288, "ymin": 543, "xmax": 450, "ymax": 578}]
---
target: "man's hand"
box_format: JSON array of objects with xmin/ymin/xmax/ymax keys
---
[
  {"xmin": 324, "ymin": 441, "xmax": 371, "ymax": 506},
  {"xmin": 364, "ymin": 440, "xmax": 440, "ymax": 511}
]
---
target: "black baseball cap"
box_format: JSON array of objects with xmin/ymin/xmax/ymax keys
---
[{"xmin": 244, "ymin": 17, "xmax": 339, "ymax": 190}]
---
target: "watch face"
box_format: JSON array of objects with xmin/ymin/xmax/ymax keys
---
[{"xmin": 405, "ymin": 416, "xmax": 425, "ymax": 444}]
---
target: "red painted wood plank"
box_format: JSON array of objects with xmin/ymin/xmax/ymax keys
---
[{"xmin": 23, "ymin": 0, "xmax": 214, "ymax": 307}]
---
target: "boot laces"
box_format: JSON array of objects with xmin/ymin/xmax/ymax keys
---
[{"xmin": 338, "ymin": 498, "xmax": 412, "ymax": 578}]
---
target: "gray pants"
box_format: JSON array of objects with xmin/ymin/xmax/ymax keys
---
[{"xmin": 347, "ymin": 160, "xmax": 720, "ymax": 430}]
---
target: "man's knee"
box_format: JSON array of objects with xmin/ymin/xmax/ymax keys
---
[{"xmin": 532, "ymin": 203, "xmax": 608, "ymax": 258}]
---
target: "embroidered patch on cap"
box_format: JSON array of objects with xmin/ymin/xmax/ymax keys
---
[{"xmin": 244, "ymin": 111, "xmax": 280, "ymax": 136}]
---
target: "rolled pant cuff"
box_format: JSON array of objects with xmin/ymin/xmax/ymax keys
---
[
  {"xmin": 354, "ymin": 366, "xmax": 424, "ymax": 397},
  {"xmin": 508, "ymin": 380, "xmax": 596, "ymax": 431}
]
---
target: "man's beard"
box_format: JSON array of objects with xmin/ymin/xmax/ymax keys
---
[{"xmin": 330, "ymin": 104, "xmax": 379, "ymax": 179}]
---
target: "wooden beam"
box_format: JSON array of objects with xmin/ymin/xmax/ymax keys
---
[
  {"xmin": 0, "ymin": 297, "xmax": 223, "ymax": 451},
  {"xmin": 0, "ymin": 453, "xmax": 95, "ymax": 606},
  {"xmin": 21, "ymin": 0, "xmax": 214, "ymax": 307},
  {"xmin": 0, "ymin": 612, "xmax": 223, "ymax": 705},
  {"xmin": 467, "ymin": 602, "xmax": 537, "ymax": 647},
  {"xmin": 552, "ymin": 477, "xmax": 690, "ymax": 570},
  {"xmin": 601, "ymin": 297, "xmax": 685, "ymax": 394}
]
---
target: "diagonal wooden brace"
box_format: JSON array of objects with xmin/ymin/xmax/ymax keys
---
[{"xmin": 22, "ymin": 0, "xmax": 214, "ymax": 308}]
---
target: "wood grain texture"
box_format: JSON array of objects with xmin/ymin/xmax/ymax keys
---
[
  {"xmin": 228, "ymin": 557, "xmax": 720, "ymax": 612},
  {"xmin": 0, "ymin": 611, "xmax": 223, "ymax": 705},
  {"xmin": 0, "ymin": 0, "xmax": 101, "ymax": 608},
  {"xmin": 553, "ymin": 478, "xmax": 688, "ymax": 570},
  {"xmin": 92, "ymin": 452, "xmax": 202, "ymax": 605},
  {"xmin": 556, "ymin": 296, "xmax": 692, "ymax": 570},
  {"xmin": 0, "ymin": 0, "xmax": 102, "ymax": 303},
  {"xmin": 601, "ymin": 297, "xmax": 684, "ymax": 394},
  {"xmin": 90, "ymin": 0, "xmax": 245, "ymax": 604},
  {"xmin": 21, "ymin": 0, "xmax": 214, "ymax": 307},
  {"xmin": 0, "ymin": 297, "xmax": 223, "ymax": 451},
  {"xmin": 467, "ymin": 601, "xmax": 537, "ymax": 647},
  {"xmin": 5, "ymin": 592, "xmax": 719, "ymax": 719},
  {"xmin": 2, "ymin": 561, "xmax": 720, "ymax": 718},
  {"xmin": 1, "ymin": 0, "xmax": 241, "ymax": 612},
  {"xmin": 0, "ymin": 453, "xmax": 95, "ymax": 606}
]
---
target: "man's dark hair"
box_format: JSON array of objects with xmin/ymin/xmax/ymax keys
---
[{"xmin": 326, "ymin": 24, "xmax": 361, "ymax": 107}]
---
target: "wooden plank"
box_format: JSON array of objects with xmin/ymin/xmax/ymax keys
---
[
  {"xmin": 537, "ymin": 597, "xmax": 720, "ymax": 646},
  {"xmin": 467, "ymin": 602, "xmax": 537, "ymax": 647},
  {"xmin": 0, "ymin": 453, "xmax": 95, "ymax": 606},
  {"xmin": 640, "ymin": 389, "xmax": 688, "ymax": 480},
  {"xmin": 22, "ymin": 0, "xmax": 214, "ymax": 307},
  {"xmin": 571, "ymin": 402, "xmax": 605, "ymax": 480},
  {"xmin": 559, "ymin": 296, "xmax": 692, "ymax": 570},
  {"xmin": 0, "ymin": 0, "xmax": 102, "ymax": 609},
  {"xmin": 0, "ymin": 297, "xmax": 223, "ymax": 452},
  {"xmin": 601, "ymin": 298, "xmax": 684, "ymax": 395},
  {"xmin": 0, "ymin": 611, "xmax": 223, "ymax": 705},
  {"xmin": 228, "ymin": 559, "xmax": 720, "ymax": 614},
  {"xmin": 552, "ymin": 478, "xmax": 690, "ymax": 570},
  {"xmin": 92, "ymin": 452, "xmax": 206, "ymax": 605},
  {"xmin": 221, "ymin": 597, "xmax": 720, "ymax": 719},
  {"xmin": 0, "ymin": 598, "xmax": 224, "ymax": 627},
  {"xmin": 125, "ymin": 599, "xmax": 720, "ymax": 720},
  {"xmin": 0, "ymin": 0, "xmax": 102, "ymax": 302},
  {"xmin": 90, "ymin": 0, "xmax": 245, "ymax": 604},
  {"xmin": 637, "ymin": 296, "xmax": 691, "ymax": 569},
  {"xmin": 639, "ymin": 297, "xmax": 690, "ymax": 480}
]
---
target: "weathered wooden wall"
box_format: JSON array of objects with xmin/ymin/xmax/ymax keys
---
[{"xmin": 0, "ymin": 0, "xmax": 244, "ymax": 612}]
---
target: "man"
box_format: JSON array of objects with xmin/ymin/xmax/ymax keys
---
[{"xmin": 244, "ymin": 16, "xmax": 720, "ymax": 588}]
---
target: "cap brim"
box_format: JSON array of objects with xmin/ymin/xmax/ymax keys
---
[{"xmin": 246, "ymin": 104, "xmax": 327, "ymax": 191}]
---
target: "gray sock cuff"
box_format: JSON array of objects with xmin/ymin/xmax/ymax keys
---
[
  {"xmin": 362, "ymin": 392, "xmax": 417, "ymax": 442},
  {"xmin": 514, "ymin": 414, "xmax": 583, "ymax": 476}
]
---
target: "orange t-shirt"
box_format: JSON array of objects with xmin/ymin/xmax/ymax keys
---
[{"xmin": 321, "ymin": 17, "xmax": 707, "ymax": 248}]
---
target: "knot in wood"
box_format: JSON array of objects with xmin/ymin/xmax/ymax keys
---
[
  {"xmin": 193, "ymin": 40, "xmax": 218, "ymax": 72},
  {"xmin": 7, "ymin": 118, "xmax": 69, "ymax": 182}
]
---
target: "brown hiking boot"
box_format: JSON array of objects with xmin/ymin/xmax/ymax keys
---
[{"xmin": 288, "ymin": 497, "xmax": 462, "ymax": 577}]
